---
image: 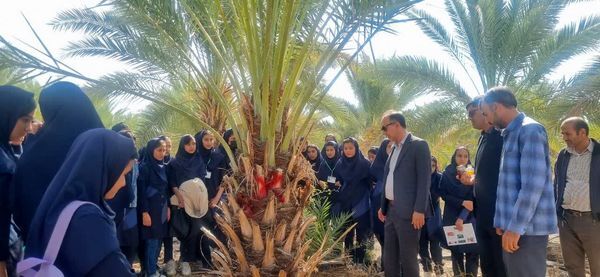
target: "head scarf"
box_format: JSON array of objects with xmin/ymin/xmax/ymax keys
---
[
  {"xmin": 320, "ymin": 141, "xmax": 340, "ymax": 169},
  {"xmin": 195, "ymin": 130, "xmax": 225, "ymax": 171},
  {"xmin": 170, "ymin": 134, "xmax": 206, "ymax": 186},
  {"xmin": 306, "ymin": 144, "xmax": 322, "ymax": 171},
  {"xmin": 26, "ymin": 128, "xmax": 136, "ymax": 261},
  {"xmin": 337, "ymin": 138, "xmax": 371, "ymax": 182},
  {"xmin": 443, "ymin": 146, "xmax": 472, "ymax": 183},
  {"xmin": 0, "ymin": 86, "xmax": 36, "ymax": 149},
  {"xmin": 143, "ymin": 138, "xmax": 167, "ymax": 184},
  {"xmin": 369, "ymin": 139, "xmax": 390, "ymax": 182},
  {"xmin": 0, "ymin": 86, "xmax": 36, "ymax": 173},
  {"xmin": 13, "ymin": 82, "xmax": 104, "ymax": 236}
]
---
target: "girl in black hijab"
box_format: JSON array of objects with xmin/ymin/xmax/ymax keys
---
[
  {"xmin": 138, "ymin": 138, "xmax": 170, "ymax": 277},
  {"xmin": 0, "ymin": 86, "xmax": 36, "ymax": 277},
  {"xmin": 167, "ymin": 134, "xmax": 206, "ymax": 274},
  {"xmin": 316, "ymin": 141, "xmax": 341, "ymax": 185},
  {"xmin": 332, "ymin": 137, "xmax": 372, "ymax": 265},
  {"xmin": 25, "ymin": 128, "xmax": 136, "ymax": 276},
  {"xmin": 440, "ymin": 146, "xmax": 478, "ymax": 276},
  {"xmin": 305, "ymin": 144, "xmax": 322, "ymax": 172},
  {"xmin": 12, "ymin": 82, "xmax": 104, "ymax": 238},
  {"xmin": 194, "ymin": 130, "xmax": 228, "ymax": 268},
  {"xmin": 217, "ymin": 129, "xmax": 236, "ymax": 171}
]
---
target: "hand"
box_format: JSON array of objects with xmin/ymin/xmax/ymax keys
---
[
  {"xmin": 378, "ymin": 208, "xmax": 386, "ymax": 223},
  {"xmin": 142, "ymin": 212, "xmax": 152, "ymax": 227},
  {"xmin": 458, "ymin": 173, "xmax": 475, "ymax": 186},
  {"xmin": 0, "ymin": 261, "xmax": 7, "ymax": 277},
  {"xmin": 462, "ymin": 200, "xmax": 474, "ymax": 212},
  {"xmin": 167, "ymin": 207, "xmax": 171, "ymax": 222},
  {"xmin": 335, "ymin": 181, "xmax": 341, "ymax": 188},
  {"xmin": 177, "ymin": 195, "xmax": 185, "ymax": 208},
  {"xmin": 210, "ymin": 196, "xmax": 220, "ymax": 208},
  {"xmin": 496, "ymin": 227, "xmax": 504, "ymax": 236},
  {"xmin": 455, "ymin": 218, "xmax": 464, "ymax": 231},
  {"xmin": 412, "ymin": 212, "xmax": 425, "ymax": 230},
  {"xmin": 502, "ymin": 231, "xmax": 521, "ymax": 253}
]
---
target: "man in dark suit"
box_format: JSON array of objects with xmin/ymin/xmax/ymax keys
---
[
  {"xmin": 462, "ymin": 97, "xmax": 507, "ymax": 276},
  {"xmin": 378, "ymin": 111, "xmax": 431, "ymax": 277}
]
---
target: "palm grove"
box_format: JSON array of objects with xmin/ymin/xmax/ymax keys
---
[{"xmin": 1, "ymin": 0, "xmax": 600, "ymax": 275}]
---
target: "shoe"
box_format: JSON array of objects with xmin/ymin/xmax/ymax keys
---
[
  {"xmin": 181, "ymin": 262, "xmax": 192, "ymax": 276},
  {"xmin": 164, "ymin": 260, "xmax": 177, "ymax": 276}
]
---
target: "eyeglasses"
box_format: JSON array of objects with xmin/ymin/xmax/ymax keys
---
[{"xmin": 381, "ymin": 121, "xmax": 396, "ymax": 131}]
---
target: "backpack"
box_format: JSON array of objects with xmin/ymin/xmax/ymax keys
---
[{"xmin": 16, "ymin": 201, "xmax": 95, "ymax": 277}]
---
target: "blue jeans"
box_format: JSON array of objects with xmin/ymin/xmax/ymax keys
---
[{"xmin": 145, "ymin": 239, "xmax": 161, "ymax": 274}]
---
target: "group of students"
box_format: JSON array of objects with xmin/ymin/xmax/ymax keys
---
[
  {"xmin": 303, "ymin": 134, "xmax": 480, "ymax": 276},
  {"xmin": 0, "ymin": 82, "xmax": 239, "ymax": 277}
]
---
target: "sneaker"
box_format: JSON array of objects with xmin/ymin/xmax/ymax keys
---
[
  {"xmin": 181, "ymin": 262, "xmax": 192, "ymax": 276},
  {"xmin": 164, "ymin": 260, "xmax": 177, "ymax": 276}
]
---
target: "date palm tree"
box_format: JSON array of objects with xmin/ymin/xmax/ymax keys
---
[{"xmin": 0, "ymin": 0, "xmax": 421, "ymax": 275}]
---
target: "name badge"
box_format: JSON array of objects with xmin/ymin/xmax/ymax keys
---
[
  {"xmin": 205, "ymin": 171, "xmax": 212, "ymax": 179},
  {"xmin": 327, "ymin": 176, "xmax": 336, "ymax": 184}
]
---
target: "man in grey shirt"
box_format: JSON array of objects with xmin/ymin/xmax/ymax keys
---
[
  {"xmin": 554, "ymin": 117, "xmax": 600, "ymax": 277},
  {"xmin": 378, "ymin": 111, "xmax": 431, "ymax": 277}
]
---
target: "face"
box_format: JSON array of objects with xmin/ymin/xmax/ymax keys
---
[
  {"xmin": 307, "ymin": 147, "xmax": 318, "ymax": 160},
  {"xmin": 368, "ymin": 152, "xmax": 376, "ymax": 162},
  {"xmin": 325, "ymin": 145, "xmax": 336, "ymax": 159},
  {"xmin": 153, "ymin": 141, "xmax": 167, "ymax": 161},
  {"xmin": 454, "ymin": 148, "xmax": 469, "ymax": 166},
  {"xmin": 10, "ymin": 112, "xmax": 34, "ymax": 142},
  {"xmin": 325, "ymin": 135, "xmax": 335, "ymax": 142},
  {"xmin": 164, "ymin": 138, "xmax": 172, "ymax": 155},
  {"xmin": 481, "ymin": 102, "xmax": 506, "ymax": 129},
  {"xmin": 228, "ymin": 135, "xmax": 236, "ymax": 145},
  {"xmin": 202, "ymin": 133, "xmax": 215, "ymax": 150},
  {"xmin": 381, "ymin": 116, "xmax": 402, "ymax": 142},
  {"xmin": 467, "ymin": 105, "xmax": 487, "ymax": 130},
  {"xmin": 431, "ymin": 159, "xmax": 437, "ymax": 173},
  {"xmin": 343, "ymin": 142, "xmax": 356, "ymax": 158},
  {"xmin": 561, "ymin": 123, "xmax": 587, "ymax": 149},
  {"xmin": 184, "ymin": 137, "xmax": 197, "ymax": 154},
  {"xmin": 105, "ymin": 160, "xmax": 134, "ymax": 200},
  {"xmin": 30, "ymin": 120, "xmax": 42, "ymax": 134}
]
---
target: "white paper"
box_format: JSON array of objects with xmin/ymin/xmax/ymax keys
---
[
  {"xmin": 443, "ymin": 223, "xmax": 477, "ymax": 246},
  {"xmin": 205, "ymin": 171, "xmax": 212, "ymax": 179},
  {"xmin": 327, "ymin": 176, "xmax": 336, "ymax": 184}
]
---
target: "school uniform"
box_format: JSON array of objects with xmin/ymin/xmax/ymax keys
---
[
  {"xmin": 12, "ymin": 82, "xmax": 104, "ymax": 238},
  {"xmin": 25, "ymin": 129, "xmax": 136, "ymax": 276}
]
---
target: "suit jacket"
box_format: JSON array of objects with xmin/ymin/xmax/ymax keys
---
[
  {"xmin": 554, "ymin": 139, "xmax": 600, "ymax": 220},
  {"xmin": 380, "ymin": 133, "xmax": 432, "ymax": 219}
]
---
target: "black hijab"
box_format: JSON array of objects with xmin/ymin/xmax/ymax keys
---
[
  {"xmin": 13, "ymin": 82, "xmax": 104, "ymax": 236},
  {"xmin": 337, "ymin": 138, "xmax": 370, "ymax": 182},
  {"xmin": 143, "ymin": 138, "xmax": 167, "ymax": 184},
  {"xmin": 195, "ymin": 130, "xmax": 225, "ymax": 171},
  {"xmin": 320, "ymin": 141, "xmax": 340, "ymax": 170},
  {"xmin": 369, "ymin": 139, "xmax": 390, "ymax": 182},
  {"xmin": 26, "ymin": 128, "xmax": 136, "ymax": 263},
  {"xmin": 306, "ymin": 144, "xmax": 322, "ymax": 171},
  {"xmin": 443, "ymin": 147, "xmax": 472, "ymax": 183},
  {"xmin": 169, "ymin": 135, "xmax": 206, "ymax": 186},
  {"xmin": 0, "ymin": 86, "xmax": 36, "ymax": 173}
]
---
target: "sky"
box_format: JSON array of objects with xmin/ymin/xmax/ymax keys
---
[{"xmin": 1, "ymin": 0, "xmax": 599, "ymax": 110}]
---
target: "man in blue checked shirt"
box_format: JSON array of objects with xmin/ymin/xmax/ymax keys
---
[{"xmin": 480, "ymin": 87, "xmax": 558, "ymax": 277}]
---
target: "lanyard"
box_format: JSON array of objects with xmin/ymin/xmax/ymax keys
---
[{"xmin": 325, "ymin": 161, "xmax": 337, "ymax": 175}]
